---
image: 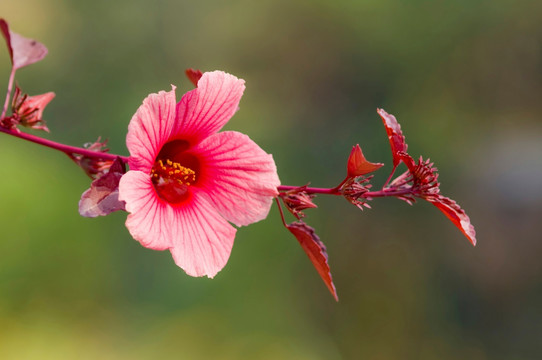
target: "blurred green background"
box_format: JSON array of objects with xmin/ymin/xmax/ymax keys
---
[{"xmin": 1, "ymin": 0, "xmax": 541, "ymax": 359}]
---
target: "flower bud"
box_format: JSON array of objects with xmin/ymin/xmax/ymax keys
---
[{"xmin": 10, "ymin": 86, "xmax": 54, "ymax": 131}]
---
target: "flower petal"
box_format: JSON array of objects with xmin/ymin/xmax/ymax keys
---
[
  {"xmin": 168, "ymin": 188, "xmax": 237, "ymax": 278},
  {"xmin": 126, "ymin": 86, "xmax": 177, "ymax": 172},
  {"xmin": 174, "ymin": 71, "xmax": 245, "ymax": 144},
  {"xmin": 429, "ymin": 195, "xmax": 477, "ymax": 246},
  {"xmin": 119, "ymin": 171, "xmax": 237, "ymax": 277},
  {"xmin": 193, "ymin": 131, "xmax": 280, "ymax": 227},
  {"xmin": 119, "ymin": 170, "xmax": 174, "ymax": 250}
]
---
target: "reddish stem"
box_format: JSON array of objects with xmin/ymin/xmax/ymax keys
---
[
  {"xmin": 0, "ymin": 126, "xmax": 129, "ymax": 163},
  {"xmin": 278, "ymin": 185, "xmax": 340, "ymax": 195},
  {"xmin": 1, "ymin": 68, "xmax": 15, "ymax": 119},
  {"xmin": 275, "ymin": 198, "xmax": 288, "ymax": 227},
  {"xmin": 331, "ymin": 176, "xmax": 349, "ymax": 192},
  {"xmin": 278, "ymin": 184, "xmax": 412, "ymax": 199},
  {"xmin": 382, "ymin": 164, "xmax": 397, "ymax": 188},
  {"xmin": 364, "ymin": 187, "xmax": 412, "ymax": 198}
]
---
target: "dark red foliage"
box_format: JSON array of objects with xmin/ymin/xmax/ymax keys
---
[
  {"xmin": 379, "ymin": 109, "xmax": 477, "ymax": 246},
  {"xmin": 287, "ymin": 221, "xmax": 338, "ymax": 301},
  {"xmin": 347, "ymin": 144, "xmax": 383, "ymax": 177},
  {"xmin": 395, "ymin": 154, "xmax": 476, "ymax": 245},
  {"xmin": 429, "ymin": 196, "xmax": 477, "ymax": 246},
  {"xmin": 377, "ymin": 108, "xmax": 408, "ymax": 170}
]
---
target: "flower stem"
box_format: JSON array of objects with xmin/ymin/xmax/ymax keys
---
[
  {"xmin": 0, "ymin": 126, "xmax": 129, "ymax": 163},
  {"xmin": 1, "ymin": 68, "xmax": 15, "ymax": 119},
  {"xmin": 277, "ymin": 185, "xmax": 340, "ymax": 195},
  {"xmin": 331, "ymin": 176, "xmax": 349, "ymax": 192},
  {"xmin": 275, "ymin": 198, "xmax": 288, "ymax": 227},
  {"xmin": 277, "ymin": 184, "xmax": 412, "ymax": 199},
  {"xmin": 364, "ymin": 187, "xmax": 412, "ymax": 198},
  {"xmin": 382, "ymin": 164, "xmax": 397, "ymax": 188}
]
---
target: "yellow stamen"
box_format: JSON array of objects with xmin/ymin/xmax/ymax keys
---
[{"xmin": 151, "ymin": 158, "xmax": 196, "ymax": 185}]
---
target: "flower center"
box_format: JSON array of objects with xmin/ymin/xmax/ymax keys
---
[{"xmin": 150, "ymin": 140, "xmax": 200, "ymax": 204}]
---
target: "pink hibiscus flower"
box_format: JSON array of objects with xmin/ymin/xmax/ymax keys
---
[{"xmin": 118, "ymin": 71, "xmax": 280, "ymax": 278}]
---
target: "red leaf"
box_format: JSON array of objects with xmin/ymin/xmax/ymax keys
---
[
  {"xmin": 429, "ymin": 195, "xmax": 477, "ymax": 246},
  {"xmin": 79, "ymin": 158, "xmax": 126, "ymax": 217},
  {"xmin": 185, "ymin": 68, "xmax": 203, "ymax": 87},
  {"xmin": 287, "ymin": 221, "xmax": 338, "ymax": 301},
  {"xmin": 397, "ymin": 152, "xmax": 416, "ymax": 172},
  {"xmin": 377, "ymin": 108, "xmax": 408, "ymax": 169},
  {"xmin": 347, "ymin": 144, "xmax": 384, "ymax": 177},
  {"xmin": 0, "ymin": 19, "xmax": 48, "ymax": 70},
  {"xmin": 0, "ymin": 19, "xmax": 13, "ymax": 63}
]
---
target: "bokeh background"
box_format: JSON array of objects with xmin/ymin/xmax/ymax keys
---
[{"xmin": 1, "ymin": 0, "xmax": 541, "ymax": 359}]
